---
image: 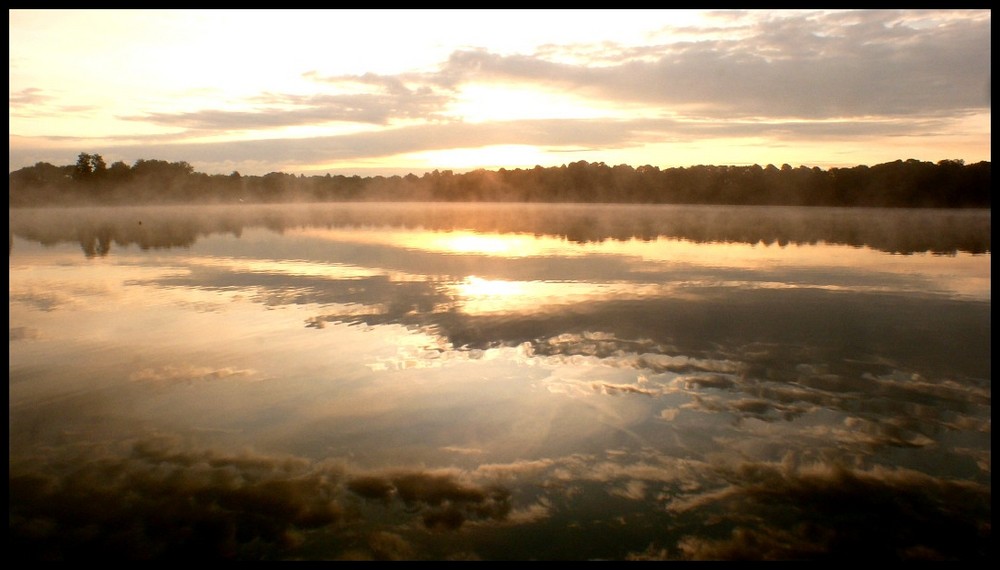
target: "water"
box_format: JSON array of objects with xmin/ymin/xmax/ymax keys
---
[{"xmin": 8, "ymin": 203, "xmax": 991, "ymax": 560}]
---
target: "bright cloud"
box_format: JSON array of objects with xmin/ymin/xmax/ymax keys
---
[{"xmin": 9, "ymin": 9, "xmax": 991, "ymax": 175}]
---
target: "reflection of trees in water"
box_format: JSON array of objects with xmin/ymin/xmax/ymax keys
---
[{"xmin": 8, "ymin": 203, "xmax": 991, "ymax": 257}]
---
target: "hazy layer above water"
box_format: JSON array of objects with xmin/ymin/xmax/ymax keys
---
[{"xmin": 9, "ymin": 202, "xmax": 992, "ymax": 257}]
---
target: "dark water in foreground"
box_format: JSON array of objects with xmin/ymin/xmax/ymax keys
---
[{"xmin": 9, "ymin": 203, "xmax": 991, "ymax": 560}]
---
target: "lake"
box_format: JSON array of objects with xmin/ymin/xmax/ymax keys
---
[{"xmin": 8, "ymin": 202, "xmax": 991, "ymax": 561}]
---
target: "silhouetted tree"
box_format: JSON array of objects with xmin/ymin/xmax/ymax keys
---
[
  {"xmin": 8, "ymin": 154, "xmax": 992, "ymax": 208},
  {"xmin": 73, "ymin": 153, "xmax": 103, "ymax": 181}
]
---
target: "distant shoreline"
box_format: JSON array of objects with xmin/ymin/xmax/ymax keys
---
[{"xmin": 9, "ymin": 156, "xmax": 990, "ymax": 209}]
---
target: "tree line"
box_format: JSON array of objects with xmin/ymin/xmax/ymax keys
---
[{"xmin": 8, "ymin": 153, "xmax": 990, "ymax": 208}]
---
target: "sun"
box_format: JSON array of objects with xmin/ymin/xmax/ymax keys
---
[
  {"xmin": 391, "ymin": 82, "xmax": 632, "ymax": 172},
  {"xmin": 448, "ymin": 83, "xmax": 618, "ymax": 124}
]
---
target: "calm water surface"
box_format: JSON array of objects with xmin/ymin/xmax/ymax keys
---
[{"xmin": 9, "ymin": 203, "xmax": 991, "ymax": 560}]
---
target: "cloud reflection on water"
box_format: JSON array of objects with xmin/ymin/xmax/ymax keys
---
[
  {"xmin": 8, "ymin": 203, "xmax": 990, "ymax": 560},
  {"xmin": 9, "ymin": 436, "xmax": 989, "ymax": 560}
]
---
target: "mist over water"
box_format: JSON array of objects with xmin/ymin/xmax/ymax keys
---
[
  {"xmin": 8, "ymin": 202, "xmax": 992, "ymax": 255},
  {"xmin": 9, "ymin": 203, "xmax": 990, "ymax": 560}
]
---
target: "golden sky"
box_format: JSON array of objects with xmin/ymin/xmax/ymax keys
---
[{"xmin": 8, "ymin": 9, "xmax": 992, "ymax": 176}]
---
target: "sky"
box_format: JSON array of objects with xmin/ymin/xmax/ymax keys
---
[{"xmin": 8, "ymin": 9, "xmax": 992, "ymax": 177}]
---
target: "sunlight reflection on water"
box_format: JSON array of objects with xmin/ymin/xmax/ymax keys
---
[{"xmin": 9, "ymin": 203, "xmax": 991, "ymax": 561}]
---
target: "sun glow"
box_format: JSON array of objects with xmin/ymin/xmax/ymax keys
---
[
  {"xmin": 441, "ymin": 234, "xmax": 518, "ymax": 256},
  {"xmin": 449, "ymin": 277, "xmax": 675, "ymax": 316},
  {"xmin": 293, "ymin": 227, "xmax": 567, "ymax": 258},
  {"xmin": 404, "ymin": 145, "xmax": 555, "ymax": 171},
  {"xmin": 449, "ymin": 83, "xmax": 619, "ymax": 124},
  {"xmin": 457, "ymin": 276, "xmax": 527, "ymax": 298},
  {"xmin": 451, "ymin": 276, "xmax": 548, "ymax": 315}
]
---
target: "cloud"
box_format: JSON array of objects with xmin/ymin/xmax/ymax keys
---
[
  {"xmin": 565, "ymin": 453, "xmax": 712, "ymax": 488},
  {"xmin": 609, "ymin": 479, "xmax": 648, "ymax": 500},
  {"xmin": 337, "ymin": 531, "xmax": 417, "ymax": 561},
  {"xmin": 9, "ymin": 87, "xmax": 50, "ymax": 107},
  {"xmin": 119, "ymin": 67, "xmax": 466, "ymax": 135},
  {"xmin": 129, "ymin": 365, "xmax": 260, "ymax": 386},
  {"xmin": 675, "ymin": 374, "xmax": 736, "ymax": 390},
  {"xmin": 108, "ymin": 239, "xmax": 988, "ymax": 431},
  {"xmin": 9, "ymin": 437, "xmax": 516, "ymax": 561},
  {"xmin": 9, "ymin": 419, "xmax": 990, "ymax": 561},
  {"xmin": 475, "ymin": 458, "xmax": 557, "ymax": 479},
  {"xmin": 343, "ymin": 469, "xmax": 513, "ymax": 531},
  {"xmin": 438, "ymin": 10, "xmax": 990, "ymax": 119},
  {"xmin": 799, "ymin": 417, "xmax": 936, "ymax": 449},
  {"xmin": 13, "ymin": 109, "xmax": 974, "ymax": 177},
  {"xmin": 594, "ymin": 382, "xmax": 660, "ymax": 397},
  {"xmin": 681, "ymin": 394, "xmax": 812, "ymax": 423},
  {"xmin": 10, "ymin": 438, "xmax": 348, "ymax": 560},
  {"xmin": 22, "ymin": 109, "xmax": 971, "ymax": 174},
  {"xmin": 9, "ymin": 288, "xmax": 78, "ymax": 312},
  {"xmin": 9, "ymin": 326, "xmax": 44, "ymax": 341},
  {"xmin": 13, "ymin": 10, "xmax": 987, "ymax": 175},
  {"xmin": 128, "ymin": 86, "xmax": 453, "ymax": 131},
  {"xmin": 865, "ymin": 370, "xmax": 991, "ymax": 407},
  {"xmin": 9, "ymin": 87, "xmax": 100, "ymax": 119},
  {"xmin": 663, "ymin": 458, "xmax": 991, "ymax": 560},
  {"xmin": 489, "ymin": 501, "xmax": 552, "ymax": 526}
]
